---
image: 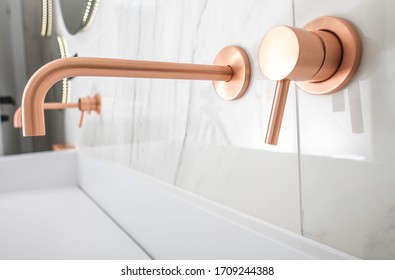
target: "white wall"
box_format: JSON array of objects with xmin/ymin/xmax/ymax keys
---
[{"xmin": 61, "ymin": 0, "xmax": 395, "ymax": 259}]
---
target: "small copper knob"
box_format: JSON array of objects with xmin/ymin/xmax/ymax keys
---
[
  {"xmin": 78, "ymin": 94, "xmax": 101, "ymax": 114},
  {"xmin": 78, "ymin": 94, "xmax": 101, "ymax": 128},
  {"xmin": 258, "ymin": 26, "xmax": 342, "ymax": 82}
]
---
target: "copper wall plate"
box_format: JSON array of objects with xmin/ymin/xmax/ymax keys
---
[
  {"xmin": 213, "ymin": 46, "xmax": 251, "ymax": 100},
  {"xmin": 296, "ymin": 16, "xmax": 362, "ymax": 95}
]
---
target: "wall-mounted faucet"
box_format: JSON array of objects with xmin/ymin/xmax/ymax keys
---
[
  {"xmin": 258, "ymin": 16, "xmax": 362, "ymax": 145},
  {"xmin": 15, "ymin": 94, "xmax": 100, "ymax": 129},
  {"xmin": 21, "ymin": 46, "xmax": 250, "ymax": 136}
]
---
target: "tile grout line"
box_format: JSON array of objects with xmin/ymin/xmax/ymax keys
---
[{"xmin": 292, "ymin": 0, "xmax": 305, "ymax": 237}]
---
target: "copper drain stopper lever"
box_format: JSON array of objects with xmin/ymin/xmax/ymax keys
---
[{"xmin": 258, "ymin": 16, "xmax": 362, "ymax": 145}]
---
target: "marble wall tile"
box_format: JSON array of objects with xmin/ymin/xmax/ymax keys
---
[
  {"xmin": 295, "ymin": 0, "xmax": 395, "ymax": 258},
  {"xmin": 61, "ymin": 0, "xmax": 301, "ymax": 234}
]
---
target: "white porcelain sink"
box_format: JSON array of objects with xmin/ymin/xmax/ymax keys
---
[
  {"xmin": 0, "ymin": 150, "xmax": 356, "ymax": 259},
  {"xmin": 0, "ymin": 151, "xmax": 149, "ymax": 259}
]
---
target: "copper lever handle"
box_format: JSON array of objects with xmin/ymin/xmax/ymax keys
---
[
  {"xmin": 265, "ymin": 79, "xmax": 290, "ymax": 145},
  {"xmin": 258, "ymin": 16, "xmax": 362, "ymax": 145}
]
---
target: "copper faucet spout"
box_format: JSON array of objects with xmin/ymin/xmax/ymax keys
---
[
  {"xmin": 22, "ymin": 46, "xmax": 250, "ymax": 136},
  {"xmin": 21, "ymin": 58, "xmax": 232, "ymax": 136}
]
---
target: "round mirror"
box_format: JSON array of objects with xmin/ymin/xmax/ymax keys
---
[
  {"xmin": 59, "ymin": 0, "xmax": 100, "ymax": 35},
  {"xmin": 41, "ymin": 0, "xmax": 100, "ymax": 37},
  {"xmin": 44, "ymin": 35, "xmax": 72, "ymax": 103},
  {"xmin": 53, "ymin": 35, "xmax": 71, "ymax": 103},
  {"xmin": 41, "ymin": 0, "xmax": 53, "ymax": 37},
  {"xmin": 57, "ymin": 36, "xmax": 71, "ymax": 103}
]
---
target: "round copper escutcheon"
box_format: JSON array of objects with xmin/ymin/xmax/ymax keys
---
[
  {"xmin": 93, "ymin": 94, "xmax": 101, "ymax": 114},
  {"xmin": 296, "ymin": 16, "xmax": 362, "ymax": 95},
  {"xmin": 213, "ymin": 46, "xmax": 251, "ymax": 100}
]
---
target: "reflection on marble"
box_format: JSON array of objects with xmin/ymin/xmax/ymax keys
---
[
  {"xmin": 301, "ymin": 155, "xmax": 395, "ymax": 259},
  {"xmin": 175, "ymin": 143, "xmax": 300, "ymax": 232},
  {"xmin": 295, "ymin": 0, "xmax": 395, "ymax": 258}
]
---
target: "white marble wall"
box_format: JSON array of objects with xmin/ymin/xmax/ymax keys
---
[
  {"xmin": 295, "ymin": 0, "xmax": 395, "ymax": 260},
  {"xmin": 55, "ymin": 0, "xmax": 395, "ymax": 259}
]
